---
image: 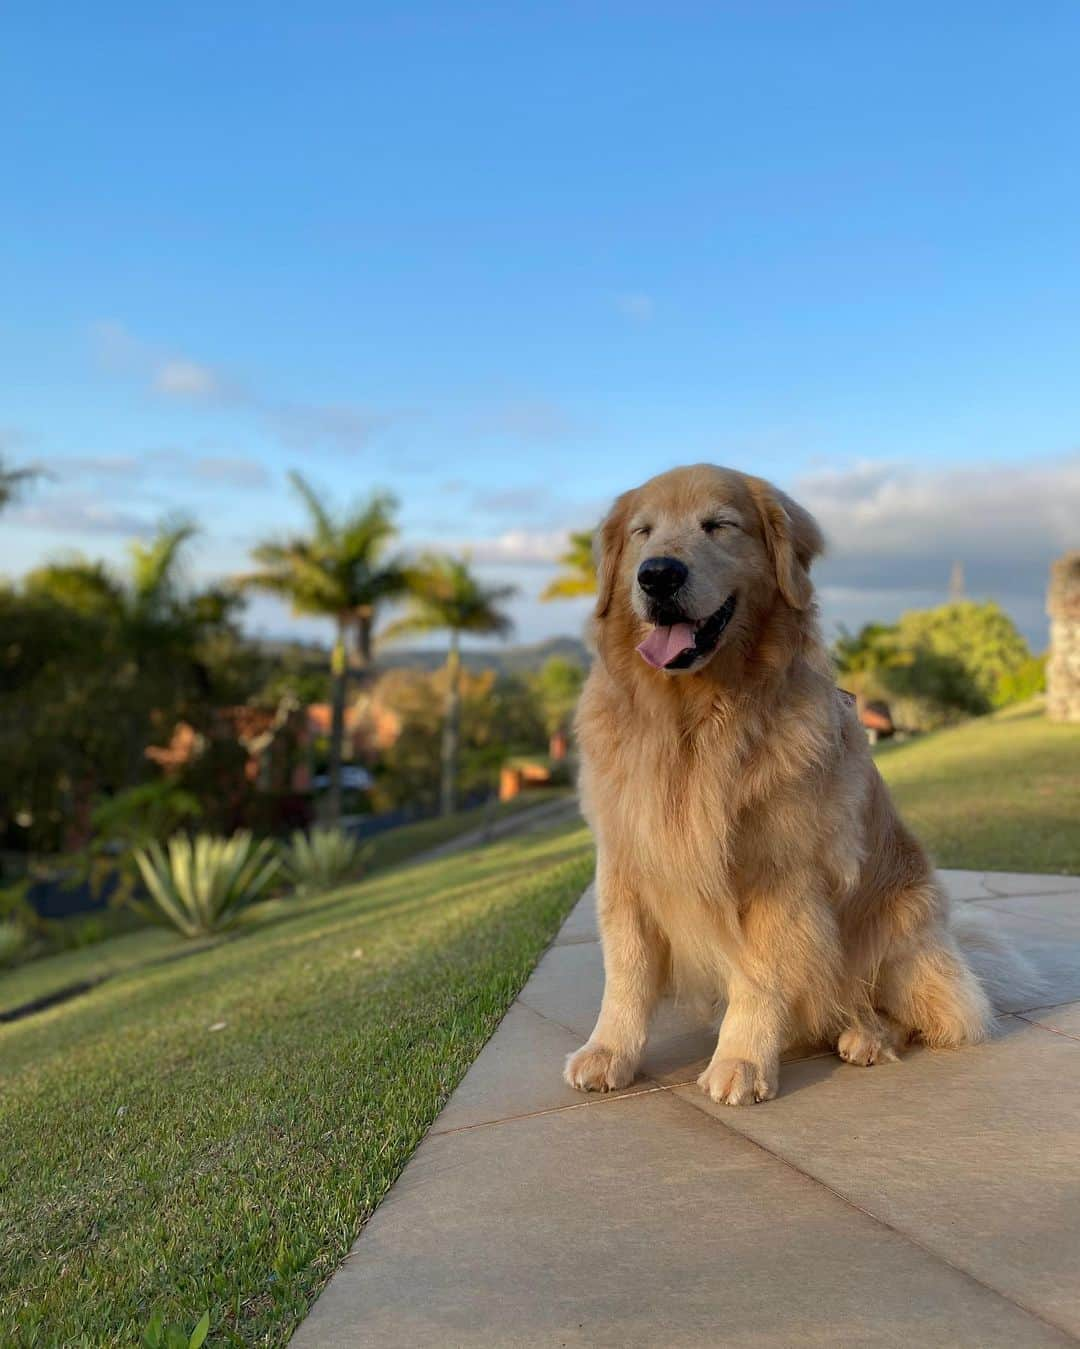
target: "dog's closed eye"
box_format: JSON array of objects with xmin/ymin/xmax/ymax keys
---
[{"xmin": 701, "ymin": 518, "xmax": 734, "ymax": 534}]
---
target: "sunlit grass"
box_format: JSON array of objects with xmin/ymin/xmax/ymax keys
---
[
  {"xmin": 0, "ymin": 792, "xmax": 568, "ymax": 1017},
  {"xmin": 876, "ymin": 700, "xmax": 1080, "ymax": 873},
  {"xmin": 0, "ymin": 821, "xmax": 594, "ymax": 1346}
]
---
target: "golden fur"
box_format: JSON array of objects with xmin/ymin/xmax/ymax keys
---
[{"xmin": 565, "ymin": 464, "xmax": 998, "ymax": 1106}]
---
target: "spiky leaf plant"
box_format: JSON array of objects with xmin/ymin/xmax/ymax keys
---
[
  {"xmin": 281, "ymin": 826, "xmax": 367, "ymax": 895},
  {"xmin": 132, "ymin": 832, "xmax": 282, "ymax": 937}
]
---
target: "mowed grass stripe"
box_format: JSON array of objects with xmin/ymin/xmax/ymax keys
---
[
  {"xmin": 0, "ymin": 792, "xmax": 569, "ymax": 1019},
  {"xmin": 876, "ymin": 702, "xmax": 1080, "ymax": 874},
  {"xmin": 0, "ymin": 823, "xmax": 594, "ymax": 1347}
]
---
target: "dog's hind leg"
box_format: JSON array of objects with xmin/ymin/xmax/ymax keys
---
[
  {"xmin": 877, "ymin": 928, "xmax": 992, "ymax": 1048},
  {"xmin": 836, "ymin": 1010, "xmax": 906, "ymax": 1066}
]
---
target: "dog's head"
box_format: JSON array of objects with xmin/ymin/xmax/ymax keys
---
[{"xmin": 594, "ymin": 464, "xmax": 824, "ymax": 676}]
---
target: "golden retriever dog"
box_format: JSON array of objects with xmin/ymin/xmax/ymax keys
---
[{"xmin": 565, "ymin": 464, "xmax": 1035, "ymax": 1106}]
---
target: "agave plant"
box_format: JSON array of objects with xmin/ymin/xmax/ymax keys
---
[
  {"xmin": 133, "ymin": 832, "xmax": 282, "ymax": 937},
  {"xmin": 281, "ymin": 826, "xmax": 367, "ymax": 895}
]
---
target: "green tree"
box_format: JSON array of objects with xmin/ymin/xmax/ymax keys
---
[
  {"xmin": 541, "ymin": 530, "xmax": 596, "ymax": 600},
  {"xmin": 894, "ymin": 601, "xmax": 1032, "ymax": 708},
  {"xmin": 240, "ymin": 473, "xmax": 407, "ymax": 824},
  {"xmin": 833, "ymin": 601, "xmax": 1034, "ymax": 730},
  {"xmin": 385, "ymin": 555, "xmax": 516, "ymax": 815},
  {"xmin": 25, "ymin": 520, "xmax": 237, "ymax": 786},
  {"xmin": 3, "ymin": 523, "xmax": 237, "ymax": 851},
  {"xmin": 531, "ymin": 656, "xmax": 585, "ymax": 741}
]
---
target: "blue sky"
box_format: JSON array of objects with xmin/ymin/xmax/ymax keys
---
[{"xmin": 3, "ymin": 2, "xmax": 1079, "ymax": 647}]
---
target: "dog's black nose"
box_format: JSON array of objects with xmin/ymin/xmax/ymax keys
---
[{"xmin": 637, "ymin": 555, "xmax": 688, "ymax": 598}]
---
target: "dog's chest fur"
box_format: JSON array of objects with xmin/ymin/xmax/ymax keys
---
[{"xmin": 578, "ymin": 670, "xmax": 837, "ymax": 902}]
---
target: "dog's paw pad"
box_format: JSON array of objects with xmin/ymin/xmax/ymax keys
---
[
  {"xmin": 564, "ymin": 1043, "xmax": 636, "ymax": 1093},
  {"xmin": 697, "ymin": 1057, "xmax": 777, "ymax": 1106}
]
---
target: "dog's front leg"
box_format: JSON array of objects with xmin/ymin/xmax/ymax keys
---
[
  {"xmin": 697, "ymin": 966, "xmax": 786, "ymax": 1105},
  {"xmin": 564, "ymin": 864, "xmax": 662, "ymax": 1093}
]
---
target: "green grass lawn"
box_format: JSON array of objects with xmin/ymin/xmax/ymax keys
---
[
  {"xmin": 363, "ymin": 787, "xmax": 565, "ymax": 873},
  {"xmin": 0, "ymin": 820, "xmax": 594, "ymax": 1347},
  {"xmin": 876, "ymin": 700, "xmax": 1080, "ymax": 873},
  {"xmin": 0, "ymin": 792, "xmax": 569, "ymax": 1019}
]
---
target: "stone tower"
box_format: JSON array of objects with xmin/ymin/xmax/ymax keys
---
[{"xmin": 1047, "ymin": 551, "xmax": 1080, "ymax": 723}]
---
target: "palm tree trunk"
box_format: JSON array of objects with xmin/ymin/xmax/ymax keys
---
[
  {"xmin": 440, "ymin": 627, "xmax": 461, "ymax": 817},
  {"xmin": 327, "ymin": 619, "xmax": 348, "ymax": 826}
]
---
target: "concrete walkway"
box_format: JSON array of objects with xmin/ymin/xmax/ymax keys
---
[{"xmin": 295, "ymin": 869, "xmax": 1080, "ymax": 1348}]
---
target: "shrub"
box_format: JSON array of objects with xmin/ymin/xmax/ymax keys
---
[
  {"xmin": 996, "ymin": 653, "xmax": 1047, "ymax": 706},
  {"xmin": 133, "ymin": 833, "xmax": 281, "ymax": 937},
  {"xmin": 281, "ymin": 826, "xmax": 367, "ymax": 895},
  {"xmin": 0, "ymin": 919, "xmax": 27, "ymax": 967}
]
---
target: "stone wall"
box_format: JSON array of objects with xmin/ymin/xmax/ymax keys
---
[{"xmin": 1047, "ymin": 551, "xmax": 1080, "ymax": 723}]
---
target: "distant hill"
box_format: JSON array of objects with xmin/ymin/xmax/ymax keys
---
[
  {"xmin": 254, "ymin": 634, "xmax": 590, "ymax": 677},
  {"xmin": 375, "ymin": 635, "xmax": 590, "ymax": 677}
]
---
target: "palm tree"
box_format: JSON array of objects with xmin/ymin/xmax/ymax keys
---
[
  {"xmin": 26, "ymin": 518, "xmax": 231, "ymax": 782},
  {"xmin": 240, "ymin": 473, "xmax": 406, "ymax": 824},
  {"xmin": 541, "ymin": 530, "xmax": 596, "ymax": 600},
  {"xmin": 29, "ymin": 520, "xmax": 199, "ymax": 651},
  {"xmin": 386, "ymin": 555, "xmax": 516, "ymax": 815},
  {"xmin": 0, "ymin": 456, "xmax": 42, "ymax": 513}
]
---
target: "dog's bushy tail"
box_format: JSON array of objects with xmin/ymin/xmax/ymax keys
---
[{"xmin": 950, "ymin": 905, "xmax": 1046, "ymax": 1013}]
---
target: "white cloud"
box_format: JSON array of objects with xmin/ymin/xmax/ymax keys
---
[
  {"xmin": 797, "ymin": 453, "xmax": 1080, "ymax": 598},
  {"xmin": 92, "ymin": 321, "xmax": 383, "ymax": 453},
  {"xmin": 414, "ymin": 529, "xmax": 571, "ymax": 568},
  {"xmin": 7, "ymin": 491, "xmax": 155, "ymax": 538},
  {"xmin": 42, "ymin": 449, "xmax": 271, "ymax": 491},
  {"xmin": 786, "ymin": 453, "xmax": 1080, "ymax": 644},
  {"xmin": 153, "ymin": 359, "xmax": 227, "ymax": 400}
]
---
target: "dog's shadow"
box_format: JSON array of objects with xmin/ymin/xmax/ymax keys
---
[{"xmin": 647, "ymin": 1014, "xmax": 1031, "ymax": 1105}]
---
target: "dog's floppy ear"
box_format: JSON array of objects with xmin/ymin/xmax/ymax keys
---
[
  {"xmin": 747, "ymin": 477, "xmax": 824, "ymax": 610},
  {"xmin": 593, "ymin": 489, "xmax": 636, "ymax": 618}
]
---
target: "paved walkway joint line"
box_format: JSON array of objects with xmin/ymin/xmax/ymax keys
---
[{"xmin": 295, "ymin": 869, "xmax": 1080, "ymax": 1348}]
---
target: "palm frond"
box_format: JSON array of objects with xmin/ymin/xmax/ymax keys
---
[
  {"xmin": 23, "ymin": 560, "xmax": 126, "ymax": 618},
  {"xmin": 242, "ymin": 485, "xmax": 404, "ymax": 625},
  {"xmin": 287, "ymin": 471, "xmax": 336, "ymax": 546},
  {"xmin": 129, "ymin": 518, "xmax": 198, "ymax": 611},
  {"xmin": 386, "ymin": 552, "xmax": 516, "ymax": 642},
  {"xmin": 0, "ymin": 458, "xmax": 44, "ymax": 512},
  {"xmin": 541, "ymin": 529, "xmax": 596, "ymax": 601}
]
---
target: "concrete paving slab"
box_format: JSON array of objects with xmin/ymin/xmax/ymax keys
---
[
  {"xmin": 968, "ymin": 903, "xmax": 1080, "ymax": 1011},
  {"xmin": 552, "ymin": 882, "xmax": 599, "ymax": 946},
  {"xmin": 937, "ymin": 869, "xmax": 995, "ymax": 902},
  {"xmin": 975, "ymin": 891, "xmax": 1080, "ymax": 924},
  {"xmin": 294, "ymin": 1087, "xmax": 1069, "ymax": 1349},
  {"xmin": 516, "ymin": 938, "xmax": 605, "ymax": 1038},
  {"xmin": 1019, "ymin": 1000, "xmax": 1080, "ymax": 1039},
  {"xmin": 431, "ymin": 1000, "xmax": 652, "ymax": 1135},
  {"xmin": 673, "ymin": 1016, "xmax": 1080, "ymax": 1338},
  {"xmin": 517, "ymin": 940, "xmax": 735, "ymax": 1083},
  {"xmin": 979, "ymin": 872, "xmax": 1080, "ymax": 898},
  {"xmin": 295, "ymin": 871, "xmax": 1080, "ymax": 1347}
]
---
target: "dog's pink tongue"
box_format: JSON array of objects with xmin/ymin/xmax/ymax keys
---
[{"xmin": 636, "ymin": 622, "xmax": 696, "ymax": 669}]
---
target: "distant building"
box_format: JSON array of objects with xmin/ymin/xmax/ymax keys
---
[{"xmin": 1047, "ymin": 552, "xmax": 1080, "ymax": 723}]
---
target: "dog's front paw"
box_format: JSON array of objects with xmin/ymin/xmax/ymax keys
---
[
  {"xmin": 697, "ymin": 1056, "xmax": 777, "ymax": 1106},
  {"xmin": 564, "ymin": 1042, "xmax": 638, "ymax": 1093}
]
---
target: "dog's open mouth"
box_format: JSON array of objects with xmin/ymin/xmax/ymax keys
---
[{"xmin": 636, "ymin": 594, "xmax": 737, "ymax": 671}]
